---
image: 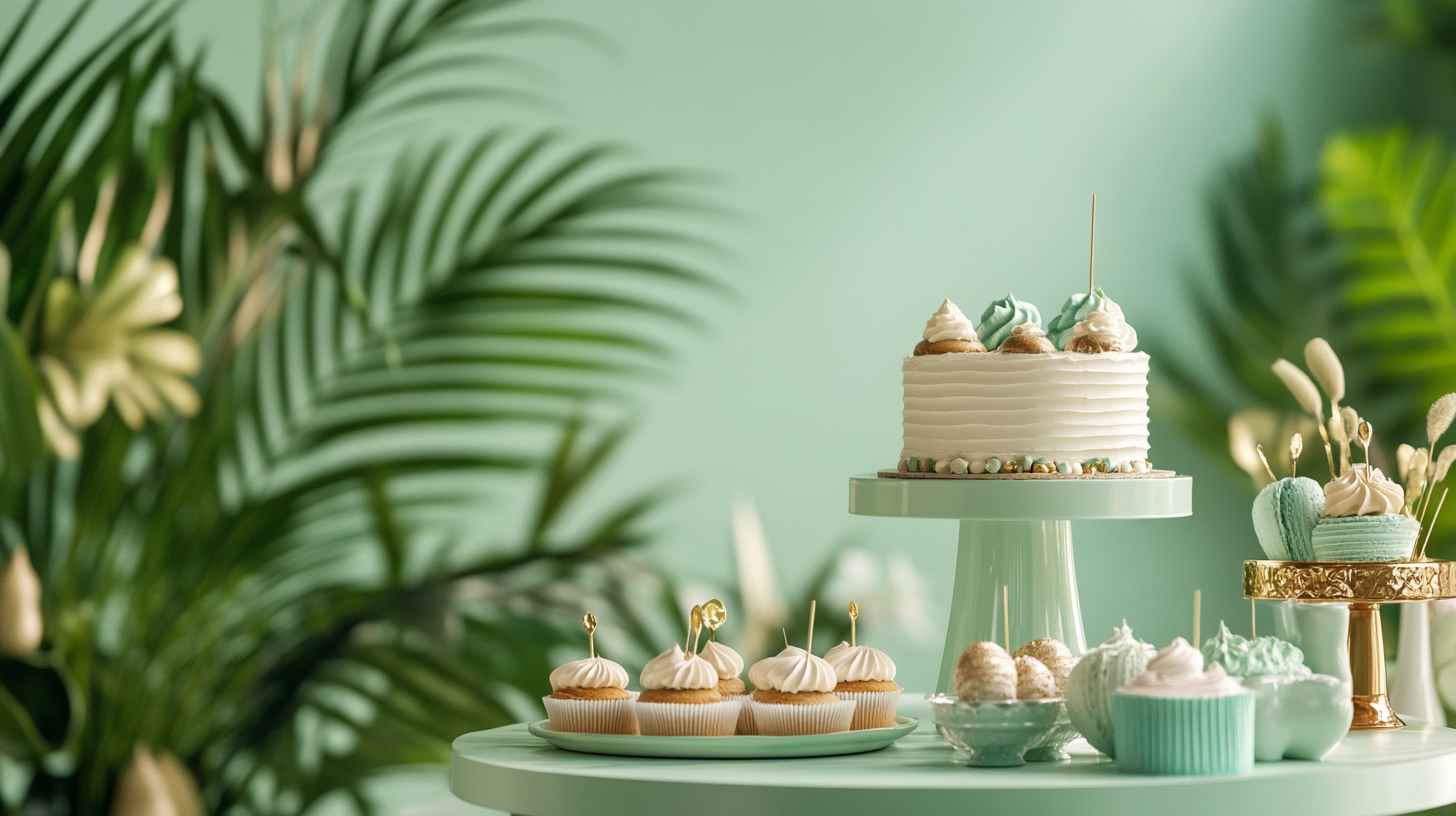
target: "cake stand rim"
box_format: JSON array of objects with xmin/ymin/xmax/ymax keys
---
[
  {"xmin": 848, "ymin": 473, "xmax": 1192, "ymax": 521},
  {"xmin": 1242, "ymin": 558, "xmax": 1456, "ymax": 603}
]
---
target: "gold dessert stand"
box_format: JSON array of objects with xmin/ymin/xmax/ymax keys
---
[{"xmin": 1244, "ymin": 559, "xmax": 1456, "ymax": 730}]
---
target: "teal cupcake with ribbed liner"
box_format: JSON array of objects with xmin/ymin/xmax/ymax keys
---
[
  {"xmin": 1310, "ymin": 464, "xmax": 1415, "ymax": 561},
  {"xmin": 1112, "ymin": 637, "xmax": 1254, "ymax": 775}
]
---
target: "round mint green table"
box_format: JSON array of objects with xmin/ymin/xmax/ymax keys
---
[
  {"xmin": 450, "ymin": 698, "xmax": 1456, "ymax": 816},
  {"xmin": 848, "ymin": 474, "xmax": 1193, "ymax": 693}
]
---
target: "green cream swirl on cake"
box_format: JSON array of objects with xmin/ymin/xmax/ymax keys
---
[
  {"xmin": 1046, "ymin": 288, "xmax": 1111, "ymax": 350},
  {"xmin": 975, "ymin": 293, "xmax": 1041, "ymax": 350}
]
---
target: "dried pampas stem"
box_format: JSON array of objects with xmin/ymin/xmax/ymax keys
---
[
  {"xmin": 1275, "ymin": 359, "xmax": 1335, "ymax": 475},
  {"xmin": 1416, "ymin": 488, "xmax": 1449, "ymax": 561},
  {"xmin": 1291, "ymin": 433, "xmax": 1304, "ymax": 479},
  {"xmin": 1399, "ymin": 444, "xmax": 1416, "ymax": 484},
  {"xmin": 1428, "ymin": 394, "xmax": 1456, "ymax": 447},
  {"xmin": 1435, "ymin": 445, "xmax": 1456, "ymax": 485},
  {"xmin": 1304, "ymin": 338, "xmax": 1345, "ymax": 403}
]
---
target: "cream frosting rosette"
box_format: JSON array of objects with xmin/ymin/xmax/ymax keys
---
[
  {"xmin": 1312, "ymin": 464, "xmax": 1419, "ymax": 560},
  {"xmin": 698, "ymin": 639, "xmax": 751, "ymax": 733},
  {"xmin": 1323, "ymin": 464, "xmax": 1405, "ymax": 517},
  {"xmin": 632, "ymin": 645, "xmax": 740, "ymax": 736},
  {"xmin": 747, "ymin": 650, "xmax": 856, "ymax": 736},
  {"xmin": 923, "ymin": 299, "xmax": 979, "ymax": 343},
  {"xmin": 824, "ymin": 642, "xmax": 901, "ymax": 730},
  {"xmin": 542, "ymin": 656, "xmax": 637, "ymax": 735}
]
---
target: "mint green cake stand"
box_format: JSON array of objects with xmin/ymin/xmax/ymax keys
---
[
  {"xmin": 450, "ymin": 699, "xmax": 1456, "ymax": 816},
  {"xmin": 848, "ymin": 474, "xmax": 1192, "ymax": 693}
]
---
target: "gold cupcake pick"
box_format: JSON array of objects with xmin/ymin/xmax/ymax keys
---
[
  {"xmin": 702, "ymin": 599, "xmax": 726, "ymax": 642},
  {"xmin": 1290, "ymin": 433, "xmax": 1303, "ymax": 479},
  {"xmin": 806, "ymin": 600, "xmax": 817, "ymax": 655},
  {"xmin": 848, "ymin": 600, "xmax": 859, "ymax": 647},
  {"xmin": 1358, "ymin": 420, "xmax": 1372, "ymax": 464},
  {"xmin": 1255, "ymin": 444, "xmax": 1277, "ymax": 483},
  {"xmin": 583, "ymin": 612, "xmax": 597, "ymax": 659},
  {"xmin": 685, "ymin": 604, "xmax": 703, "ymax": 659}
]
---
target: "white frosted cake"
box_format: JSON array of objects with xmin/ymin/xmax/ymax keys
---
[{"xmin": 897, "ymin": 292, "xmax": 1152, "ymax": 476}]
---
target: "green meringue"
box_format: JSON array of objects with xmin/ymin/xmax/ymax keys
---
[
  {"xmin": 1201, "ymin": 621, "xmax": 1311, "ymax": 679},
  {"xmin": 975, "ymin": 293, "xmax": 1041, "ymax": 350},
  {"xmin": 1046, "ymin": 288, "xmax": 1110, "ymax": 350}
]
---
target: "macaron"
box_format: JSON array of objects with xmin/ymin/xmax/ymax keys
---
[{"xmin": 1252, "ymin": 477, "xmax": 1324, "ymax": 561}]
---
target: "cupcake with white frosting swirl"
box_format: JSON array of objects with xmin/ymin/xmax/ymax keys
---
[
  {"xmin": 633, "ymin": 644, "xmax": 741, "ymax": 736},
  {"xmin": 698, "ymin": 639, "xmax": 752, "ymax": 733},
  {"xmin": 824, "ymin": 641, "xmax": 901, "ymax": 730},
  {"xmin": 913, "ymin": 299, "xmax": 987, "ymax": 356},
  {"xmin": 1112, "ymin": 638, "xmax": 1254, "ymax": 775},
  {"xmin": 1311, "ymin": 464, "xmax": 1418, "ymax": 561},
  {"xmin": 542, "ymin": 655, "xmax": 637, "ymax": 735},
  {"xmin": 747, "ymin": 649, "xmax": 857, "ymax": 735}
]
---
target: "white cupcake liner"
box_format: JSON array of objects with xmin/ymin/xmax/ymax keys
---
[
  {"xmin": 836, "ymin": 689, "xmax": 901, "ymax": 730},
  {"xmin": 750, "ymin": 699, "xmax": 857, "ymax": 735},
  {"xmin": 541, "ymin": 696, "xmax": 638, "ymax": 735},
  {"xmin": 633, "ymin": 700, "xmax": 741, "ymax": 736},
  {"xmin": 726, "ymin": 693, "xmax": 755, "ymax": 734}
]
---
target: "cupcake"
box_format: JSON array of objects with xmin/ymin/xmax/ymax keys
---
[
  {"xmin": 698, "ymin": 639, "xmax": 751, "ymax": 733},
  {"xmin": 824, "ymin": 641, "xmax": 901, "ymax": 730},
  {"xmin": 1311, "ymin": 464, "xmax": 1418, "ymax": 561},
  {"xmin": 913, "ymin": 299, "xmax": 987, "ymax": 356},
  {"xmin": 749, "ymin": 647, "xmax": 856, "ymax": 735},
  {"xmin": 542, "ymin": 655, "xmax": 637, "ymax": 735},
  {"xmin": 634, "ymin": 645, "xmax": 740, "ymax": 736},
  {"xmin": 1113, "ymin": 638, "xmax": 1254, "ymax": 775}
]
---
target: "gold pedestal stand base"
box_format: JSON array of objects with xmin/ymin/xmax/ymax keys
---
[{"xmin": 1244, "ymin": 560, "xmax": 1456, "ymax": 732}]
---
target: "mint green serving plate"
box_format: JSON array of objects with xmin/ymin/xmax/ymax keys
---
[{"xmin": 528, "ymin": 716, "xmax": 918, "ymax": 759}]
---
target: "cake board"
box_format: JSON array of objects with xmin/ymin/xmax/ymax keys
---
[{"xmin": 849, "ymin": 474, "xmax": 1192, "ymax": 694}]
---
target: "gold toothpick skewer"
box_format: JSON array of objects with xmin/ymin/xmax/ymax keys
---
[
  {"xmin": 782, "ymin": 628, "xmax": 789, "ymax": 649},
  {"xmin": 848, "ymin": 601, "xmax": 859, "ymax": 648},
  {"xmin": 1251, "ymin": 599, "xmax": 1257, "ymax": 640},
  {"xmin": 1255, "ymin": 444, "xmax": 1277, "ymax": 483},
  {"xmin": 1194, "ymin": 589, "xmax": 1201, "ymax": 647},
  {"xmin": 583, "ymin": 612, "xmax": 597, "ymax": 659},
  {"xmin": 686, "ymin": 605, "xmax": 703, "ymax": 659},
  {"xmin": 1417, "ymin": 488, "xmax": 1449, "ymax": 561},
  {"xmin": 1088, "ymin": 194, "xmax": 1097, "ymax": 293},
  {"xmin": 1002, "ymin": 585, "xmax": 1011, "ymax": 652},
  {"xmin": 1358, "ymin": 421, "xmax": 1372, "ymax": 466},
  {"xmin": 1291, "ymin": 433, "xmax": 1303, "ymax": 480},
  {"xmin": 807, "ymin": 600, "xmax": 817, "ymax": 655},
  {"xmin": 1317, "ymin": 422, "xmax": 1336, "ymax": 479}
]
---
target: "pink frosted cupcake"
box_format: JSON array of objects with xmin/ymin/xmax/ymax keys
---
[
  {"xmin": 633, "ymin": 645, "xmax": 741, "ymax": 736},
  {"xmin": 542, "ymin": 655, "xmax": 636, "ymax": 735},
  {"xmin": 825, "ymin": 641, "xmax": 901, "ymax": 730}
]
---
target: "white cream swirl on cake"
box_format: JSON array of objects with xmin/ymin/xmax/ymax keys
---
[{"xmin": 900, "ymin": 292, "xmax": 1150, "ymax": 468}]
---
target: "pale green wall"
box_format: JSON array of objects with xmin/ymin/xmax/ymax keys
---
[{"xmin": 11, "ymin": 0, "xmax": 1409, "ymax": 694}]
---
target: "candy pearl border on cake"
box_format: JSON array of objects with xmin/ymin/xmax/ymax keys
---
[{"xmin": 893, "ymin": 456, "xmax": 1160, "ymax": 479}]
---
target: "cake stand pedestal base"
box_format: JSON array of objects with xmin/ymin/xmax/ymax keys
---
[
  {"xmin": 1349, "ymin": 602, "xmax": 1401, "ymax": 730},
  {"xmin": 939, "ymin": 520, "xmax": 1085, "ymax": 694}
]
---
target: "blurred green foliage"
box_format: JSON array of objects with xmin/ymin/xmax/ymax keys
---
[{"xmin": 0, "ymin": 0, "xmax": 719, "ymax": 812}]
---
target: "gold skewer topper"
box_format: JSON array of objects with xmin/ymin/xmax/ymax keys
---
[
  {"xmin": 1357, "ymin": 420, "xmax": 1372, "ymax": 464},
  {"xmin": 702, "ymin": 598, "xmax": 726, "ymax": 642},
  {"xmin": 583, "ymin": 612, "xmax": 597, "ymax": 659},
  {"xmin": 1255, "ymin": 444, "xmax": 1277, "ymax": 483},
  {"xmin": 848, "ymin": 600, "xmax": 859, "ymax": 647},
  {"xmin": 685, "ymin": 604, "xmax": 703, "ymax": 660}
]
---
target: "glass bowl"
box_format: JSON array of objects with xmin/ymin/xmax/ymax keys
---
[
  {"xmin": 926, "ymin": 694, "xmax": 1063, "ymax": 767},
  {"xmin": 1024, "ymin": 700, "xmax": 1080, "ymax": 761}
]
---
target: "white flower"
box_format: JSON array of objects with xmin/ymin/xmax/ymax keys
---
[{"xmin": 35, "ymin": 247, "xmax": 200, "ymax": 457}]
